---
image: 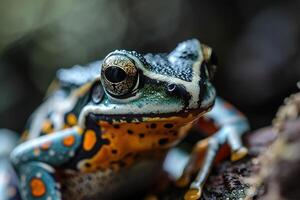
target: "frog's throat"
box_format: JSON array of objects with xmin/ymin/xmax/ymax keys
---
[{"xmin": 77, "ymin": 114, "xmax": 197, "ymax": 172}]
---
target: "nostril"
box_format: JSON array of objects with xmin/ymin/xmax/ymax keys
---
[
  {"xmin": 167, "ymin": 83, "xmax": 177, "ymax": 92},
  {"xmin": 167, "ymin": 83, "xmax": 186, "ymax": 96},
  {"xmin": 166, "ymin": 83, "xmax": 191, "ymax": 107}
]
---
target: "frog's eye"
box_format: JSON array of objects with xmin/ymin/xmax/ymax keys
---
[{"xmin": 101, "ymin": 54, "xmax": 139, "ymax": 97}]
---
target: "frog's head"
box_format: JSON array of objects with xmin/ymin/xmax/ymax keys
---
[{"xmin": 79, "ymin": 39, "xmax": 217, "ymax": 147}]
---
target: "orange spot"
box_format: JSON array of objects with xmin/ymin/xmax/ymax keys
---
[
  {"xmin": 67, "ymin": 113, "xmax": 77, "ymax": 125},
  {"xmin": 83, "ymin": 130, "xmax": 97, "ymax": 151},
  {"xmin": 41, "ymin": 120, "xmax": 53, "ymax": 133},
  {"xmin": 63, "ymin": 135, "xmax": 76, "ymax": 147},
  {"xmin": 30, "ymin": 178, "xmax": 46, "ymax": 197},
  {"xmin": 41, "ymin": 142, "xmax": 51, "ymax": 150}
]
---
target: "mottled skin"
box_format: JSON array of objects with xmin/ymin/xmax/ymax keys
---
[{"xmin": 5, "ymin": 39, "xmax": 249, "ymax": 200}]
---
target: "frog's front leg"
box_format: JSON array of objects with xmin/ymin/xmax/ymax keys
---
[
  {"xmin": 179, "ymin": 97, "xmax": 250, "ymax": 200},
  {"xmin": 10, "ymin": 127, "xmax": 83, "ymax": 200}
]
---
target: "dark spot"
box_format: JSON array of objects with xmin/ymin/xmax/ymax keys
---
[
  {"xmin": 111, "ymin": 149, "xmax": 118, "ymax": 154},
  {"xmin": 113, "ymin": 124, "xmax": 120, "ymax": 129},
  {"xmin": 146, "ymin": 125, "xmax": 149, "ymax": 128},
  {"xmin": 158, "ymin": 138, "xmax": 169, "ymax": 145},
  {"xmin": 164, "ymin": 123, "xmax": 174, "ymax": 129},
  {"xmin": 139, "ymin": 133, "xmax": 145, "ymax": 138},
  {"xmin": 127, "ymin": 129, "xmax": 133, "ymax": 134},
  {"xmin": 85, "ymin": 163, "xmax": 91, "ymax": 168},
  {"xmin": 150, "ymin": 123, "xmax": 157, "ymax": 129}
]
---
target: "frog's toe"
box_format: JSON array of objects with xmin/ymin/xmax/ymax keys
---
[
  {"xmin": 231, "ymin": 146, "xmax": 248, "ymax": 161},
  {"xmin": 184, "ymin": 188, "xmax": 202, "ymax": 200},
  {"xmin": 227, "ymin": 130, "xmax": 248, "ymax": 162}
]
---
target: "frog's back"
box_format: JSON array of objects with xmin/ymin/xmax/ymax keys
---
[{"xmin": 22, "ymin": 61, "xmax": 101, "ymax": 141}]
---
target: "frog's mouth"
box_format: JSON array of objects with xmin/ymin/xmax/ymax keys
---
[{"xmin": 79, "ymin": 104, "xmax": 213, "ymax": 128}]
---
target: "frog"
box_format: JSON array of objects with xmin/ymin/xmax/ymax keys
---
[{"xmin": 4, "ymin": 39, "xmax": 249, "ymax": 200}]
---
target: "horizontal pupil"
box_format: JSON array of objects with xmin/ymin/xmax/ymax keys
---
[{"xmin": 105, "ymin": 66, "xmax": 127, "ymax": 83}]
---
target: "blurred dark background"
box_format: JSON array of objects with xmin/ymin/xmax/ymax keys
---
[{"xmin": 0, "ymin": 0, "xmax": 299, "ymax": 133}]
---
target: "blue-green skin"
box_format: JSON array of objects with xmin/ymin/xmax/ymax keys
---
[{"xmin": 2, "ymin": 39, "xmax": 249, "ymax": 200}]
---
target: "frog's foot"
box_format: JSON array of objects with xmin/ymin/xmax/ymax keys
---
[
  {"xmin": 231, "ymin": 146, "xmax": 248, "ymax": 161},
  {"xmin": 10, "ymin": 127, "xmax": 83, "ymax": 200},
  {"xmin": 228, "ymin": 131, "xmax": 248, "ymax": 161},
  {"xmin": 17, "ymin": 162, "xmax": 60, "ymax": 200},
  {"xmin": 178, "ymin": 128, "xmax": 248, "ymax": 200}
]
